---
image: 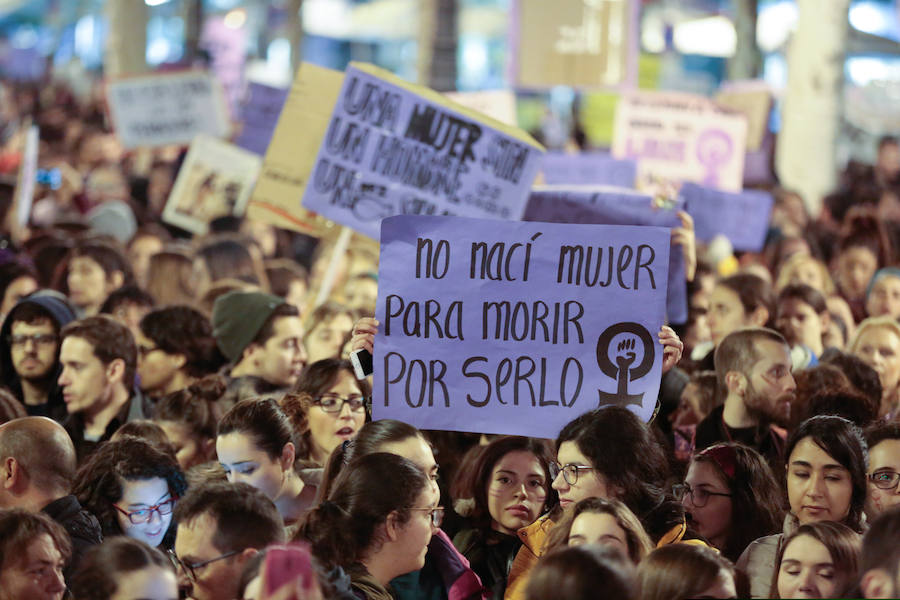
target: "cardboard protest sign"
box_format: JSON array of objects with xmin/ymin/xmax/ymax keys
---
[
  {"xmin": 612, "ymin": 91, "xmax": 748, "ymax": 193},
  {"xmin": 714, "ymin": 80, "xmax": 772, "ymax": 152},
  {"xmin": 374, "ymin": 215, "xmax": 670, "ymax": 438},
  {"xmin": 246, "ymin": 62, "xmax": 345, "ymax": 236},
  {"xmin": 234, "ymin": 82, "xmax": 289, "ymax": 156},
  {"xmin": 681, "ymin": 182, "xmax": 773, "ymax": 252},
  {"xmin": 512, "ymin": 0, "xmax": 638, "ymax": 89},
  {"xmin": 524, "ymin": 186, "xmax": 687, "ymax": 324},
  {"xmin": 301, "ymin": 63, "xmax": 544, "ymax": 240},
  {"xmin": 540, "ymin": 152, "xmax": 636, "ymax": 187},
  {"xmin": 162, "ymin": 134, "xmax": 262, "ymax": 235},
  {"xmin": 106, "ymin": 71, "xmax": 230, "ymax": 149},
  {"xmin": 444, "ymin": 90, "xmax": 518, "ymax": 127}
]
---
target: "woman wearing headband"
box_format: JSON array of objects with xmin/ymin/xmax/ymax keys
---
[{"xmin": 676, "ymin": 443, "xmax": 784, "ymax": 562}]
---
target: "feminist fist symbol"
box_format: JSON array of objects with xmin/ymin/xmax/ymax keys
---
[{"xmin": 597, "ymin": 323, "xmax": 655, "ymax": 408}]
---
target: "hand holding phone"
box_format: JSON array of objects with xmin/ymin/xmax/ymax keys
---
[{"xmin": 350, "ymin": 348, "xmax": 373, "ymax": 379}]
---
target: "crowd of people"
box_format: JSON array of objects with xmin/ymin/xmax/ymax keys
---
[{"xmin": 1, "ymin": 78, "xmax": 900, "ymax": 600}]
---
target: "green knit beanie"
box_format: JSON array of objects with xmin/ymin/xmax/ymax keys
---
[{"xmin": 212, "ymin": 290, "xmax": 286, "ymax": 362}]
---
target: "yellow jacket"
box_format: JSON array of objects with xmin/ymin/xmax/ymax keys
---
[
  {"xmin": 503, "ymin": 510, "xmax": 707, "ymax": 600},
  {"xmin": 503, "ymin": 514, "xmax": 555, "ymax": 600}
]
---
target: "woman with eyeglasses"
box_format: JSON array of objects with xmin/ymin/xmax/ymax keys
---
[
  {"xmin": 279, "ymin": 358, "xmax": 371, "ymax": 466},
  {"xmin": 863, "ymin": 421, "xmax": 900, "ymax": 520},
  {"xmin": 505, "ymin": 406, "xmax": 701, "ymax": 600},
  {"xmin": 737, "ymin": 415, "xmax": 869, "ymax": 598},
  {"xmin": 677, "ymin": 443, "xmax": 784, "ymax": 562},
  {"xmin": 314, "ymin": 419, "xmax": 485, "ymax": 600},
  {"xmin": 297, "ymin": 452, "xmax": 440, "ymax": 600},
  {"xmin": 216, "ymin": 398, "xmax": 319, "ymax": 527},
  {"xmin": 72, "ymin": 436, "xmax": 187, "ymax": 550},
  {"xmin": 451, "ymin": 436, "xmax": 556, "ymax": 599}
]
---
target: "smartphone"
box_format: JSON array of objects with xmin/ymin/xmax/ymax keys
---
[
  {"xmin": 263, "ymin": 544, "xmax": 316, "ymax": 597},
  {"xmin": 350, "ymin": 347, "xmax": 373, "ymax": 379}
]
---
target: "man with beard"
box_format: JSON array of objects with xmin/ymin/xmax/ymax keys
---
[
  {"xmin": 0, "ymin": 292, "xmax": 77, "ymax": 423},
  {"xmin": 694, "ymin": 327, "xmax": 796, "ymax": 472}
]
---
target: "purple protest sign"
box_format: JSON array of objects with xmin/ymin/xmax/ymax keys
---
[
  {"xmin": 200, "ymin": 15, "xmax": 248, "ymax": 115},
  {"xmin": 301, "ymin": 63, "xmax": 544, "ymax": 239},
  {"xmin": 0, "ymin": 45, "xmax": 45, "ymax": 82},
  {"xmin": 540, "ymin": 153, "xmax": 637, "ymax": 187},
  {"xmin": 373, "ymin": 215, "xmax": 670, "ymax": 437},
  {"xmin": 234, "ymin": 82, "xmax": 289, "ymax": 156},
  {"xmin": 681, "ymin": 182, "xmax": 773, "ymax": 252},
  {"xmin": 524, "ymin": 186, "xmax": 688, "ymax": 324}
]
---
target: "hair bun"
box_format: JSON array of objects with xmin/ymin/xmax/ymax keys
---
[{"xmin": 187, "ymin": 375, "xmax": 227, "ymax": 402}]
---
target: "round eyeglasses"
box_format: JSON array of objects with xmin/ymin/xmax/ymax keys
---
[
  {"xmin": 551, "ymin": 462, "xmax": 595, "ymax": 485},
  {"xmin": 869, "ymin": 470, "xmax": 900, "ymax": 490},
  {"xmin": 673, "ymin": 483, "xmax": 732, "ymax": 508},
  {"xmin": 314, "ymin": 394, "xmax": 369, "ymax": 413}
]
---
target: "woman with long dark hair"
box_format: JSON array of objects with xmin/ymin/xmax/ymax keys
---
[
  {"xmin": 677, "ymin": 443, "xmax": 784, "ymax": 561},
  {"xmin": 297, "ymin": 453, "xmax": 437, "ymax": 600},
  {"xmin": 737, "ymin": 415, "xmax": 869, "ymax": 598},
  {"xmin": 452, "ymin": 436, "xmax": 556, "ymax": 598}
]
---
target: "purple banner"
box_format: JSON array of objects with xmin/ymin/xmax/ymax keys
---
[
  {"xmin": 301, "ymin": 64, "xmax": 544, "ymax": 239},
  {"xmin": 540, "ymin": 153, "xmax": 637, "ymax": 187},
  {"xmin": 0, "ymin": 46, "xmax": 45, "ymax": 82},
  {"xmin": 373, "ymin": 215, "xmax": 670, "ymax": 437},
  {"xmin": 524, "ymin": 186, "xmax": 688, "ymax": 324},
  {"xmin": 681, "ymin": 182, "xmax": 773, "ymax": 252},
  {"xmin": 234, "ymin": 82, "xmax": 289, "ymax": 156}
]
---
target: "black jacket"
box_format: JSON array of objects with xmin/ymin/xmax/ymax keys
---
[
  {"xmin": 0, "ymin": 292, "xmax": 77, "ymax": 423},
  {"xmin": 42, "ymin": 494, "xmax": 103, "ymax": 582}
]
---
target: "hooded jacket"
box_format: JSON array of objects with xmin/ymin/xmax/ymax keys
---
[{"xmin": 0, "ymin": 292, "xmax": 77, "ymax": 423}]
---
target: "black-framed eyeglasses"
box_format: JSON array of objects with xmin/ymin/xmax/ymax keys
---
[
  {"xmin": 168, "ymin": 549, "xmax": 241, "ymax": 582},
  {"xmin": 869, "ymin": 470, "xmax": 900, "ymax": 490},
  {"xmin": 314, "ymin": 394, "xmax": 369, "ymax": 413},
  {"xmin": 112, "ymin": 497, "xmax": 176, "ymax": 524},
  {"xmin": 551, "ymin": 462, "xmax": 595, "ymax": 485},
  {"xmin": 673, "ymin": 483, "xmax": 733, "ymax": 507},
  {"xmin": 9, "ymin": 333, "xmax": 57, "ymax": 347},
  {"xmin": 410, "ymin": 506, "xmax": 445, "ymax": 528}
]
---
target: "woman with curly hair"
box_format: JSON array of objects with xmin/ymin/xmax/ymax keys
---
[
  {"xmin": 72, "ymin": 436, "xmax": 186, "ymax": 551},
  {"xmin": 279, "ymin": 358, "xmax": 371, "ymax": 465}
]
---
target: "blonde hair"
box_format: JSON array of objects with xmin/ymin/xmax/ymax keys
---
[
  {"xmin": 775, "ymin": 253, "xmax": 836, "ymax": 296},
  {"xmin": 849, "ymin": 315, "xmax": 900, "ymax": 355}
]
